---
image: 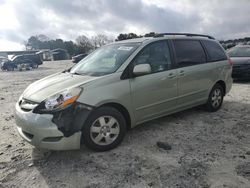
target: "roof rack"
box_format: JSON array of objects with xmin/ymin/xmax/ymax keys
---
[{"xmin": 153, "ymin": 33, "xmax": 215, "ymax": 40}]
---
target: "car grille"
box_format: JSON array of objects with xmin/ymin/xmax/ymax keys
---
[{"xmin": 19, "ymin": 98, "xmax": 39, "ymax": 112}]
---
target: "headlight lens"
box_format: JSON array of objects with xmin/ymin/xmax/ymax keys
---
[{"xmin": 44, "ymin": 87, "xmax": 82, "ymax": 111}]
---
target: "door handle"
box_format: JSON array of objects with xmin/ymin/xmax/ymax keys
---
[
  {"xmin": 179, "ymin": 70, "xmax": 185, "ymax": 76},
  {"xmin": 168, "ymin": 72, "xmax": 176, "ymax": 78}
]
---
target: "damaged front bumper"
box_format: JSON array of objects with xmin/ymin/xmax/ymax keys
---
[{"xmin": 15, "ymin": 102, "xmax": 85, "ymax": 150}]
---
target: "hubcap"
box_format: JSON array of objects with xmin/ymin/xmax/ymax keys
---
[
  {"xmin": 90, "ymin": 116, "xmax": 120, "ymax": 146},
  {"xmin": 211, "ymin": 89, "xmax": 222, "ymax": 108}
]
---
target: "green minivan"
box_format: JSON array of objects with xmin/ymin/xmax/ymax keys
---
[{"xmin": 15, "ymin": 33, "xmax": 233, "ymax": 151}]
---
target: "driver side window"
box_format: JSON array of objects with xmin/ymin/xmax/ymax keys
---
[{"xmin": 133, "ymin": 41, "xmax": 172, "ymax": 73}]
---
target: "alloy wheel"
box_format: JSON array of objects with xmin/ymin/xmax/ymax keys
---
[
  {"xmin": 211, "ymin": 88, "xmax": 222, "ymax": 108},
  {"xmin": 90, "ymin": 116, "xmax": 120, "ymax": 146}
]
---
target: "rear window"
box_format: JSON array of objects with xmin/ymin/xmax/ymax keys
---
[
  {"xmin": 202, "ymin": 40, "xmax": 227, "ymax": 61},
  {"xmin": 228, "ymin": 46, "xmax": 250, "ymax": 57},
  {"xmin": 173, "ymin": 40, "xmax": 206, "ymax": 67}
]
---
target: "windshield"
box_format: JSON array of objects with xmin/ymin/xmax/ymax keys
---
[
  {"xmin": 228, "ymin": 46, "xmax": 250, "ymax": 57},
  {"xmin": 70, "ymin": 43, "xmax": 140, "ymax": 76},
  {"xmin": 11, "ymin": 56, "xmax": 20, "ymax": 61}
]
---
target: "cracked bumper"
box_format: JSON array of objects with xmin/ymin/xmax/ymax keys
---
[{"xmin": 15, "ymin": 103, "xmax": 81, "ymax": 150}]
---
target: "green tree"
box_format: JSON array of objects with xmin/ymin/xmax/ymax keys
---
[
  {"xmin": 115, "ymin": 33, "xmax": 142, "ymax": 41},
  {"xmin": 26, "ymin": 36, "xmax": 40, "ymax": 50}
]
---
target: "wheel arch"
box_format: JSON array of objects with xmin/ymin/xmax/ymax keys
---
[
  {"xmin": 215, "ymin": 80, "xmax": 226, "ymax": 96},
  {"xmin": 99, "ymin": 102, "xmax": 131, "ymax": 130}
]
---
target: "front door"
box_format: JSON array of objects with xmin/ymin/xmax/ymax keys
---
[{"xmin": 129, "ymin": 40, "xmax": 178, "ymax": 123}]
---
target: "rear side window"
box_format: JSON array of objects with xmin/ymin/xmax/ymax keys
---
[
  {"xmin": 173, "ymin": 40, "xmax": 206, "ymax": 67},
  {"xmin": 202, "ymin": 40, "xmax": 227, "ymax": 62}
]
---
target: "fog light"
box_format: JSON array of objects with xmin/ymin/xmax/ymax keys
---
[{"xmin": 42, "ymin": 136, "xmax": 63, "ymax": 142}]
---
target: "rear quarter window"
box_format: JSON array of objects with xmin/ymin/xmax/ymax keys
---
[{"xmin": 202, "ymin": 40, "xmax": 227, "ymax": 62}]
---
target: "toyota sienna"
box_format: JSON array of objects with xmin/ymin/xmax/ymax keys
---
[{"xmin": 15, "ymin": 33, "xmax": 233, "ymax": 151}]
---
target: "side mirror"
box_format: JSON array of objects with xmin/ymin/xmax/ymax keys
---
[{"xmin": 133, "ymin": 64, "xmax": 151, "ymax": 77}]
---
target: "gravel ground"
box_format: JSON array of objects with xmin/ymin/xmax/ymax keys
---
[{"xmin": 0, "ymin": 60, "xmax": 250, "ymax": 188}]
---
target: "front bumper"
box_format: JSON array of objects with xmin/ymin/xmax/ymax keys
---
[{"xmin": 15, "ymin": 103, "xmax": 81, "ymax": 150}]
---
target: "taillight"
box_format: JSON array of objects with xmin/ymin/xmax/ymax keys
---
[{"xmin": 228, "ymin": 58, "xmax": 233, "ymax": 66}]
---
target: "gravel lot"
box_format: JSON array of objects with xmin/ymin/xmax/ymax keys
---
[{"xmin": 0, "ymin": 60, "xmax": 250, "ymax": 188}]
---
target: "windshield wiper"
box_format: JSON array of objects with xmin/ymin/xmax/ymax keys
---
[
  {"xmin": 71, "ymin": 71, "xmax": 88, "ymax": 76},
  {"xmin": 72, "ymin": 72, "xmax": 81, "ymax": 75},
  {"xmin": 62, "ymin": 67, "xmax": 72, "ymax": 73}
]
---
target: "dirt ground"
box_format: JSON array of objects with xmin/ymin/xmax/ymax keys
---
[{"xmin": 0, "ymin": 60, "xmax": 250, "ymax": 188}]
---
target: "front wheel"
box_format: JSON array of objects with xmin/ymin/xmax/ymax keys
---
[
  {"xmin": 7, "ymin": 66, "xmax": 14, "ymax": 71},
  {"xmin": 82, "ymin": 107, "xmax": 126, "ymax": 151},
  {"xmin": 205, "ymin": 84, "xmax": 224, "ymax": 112}
]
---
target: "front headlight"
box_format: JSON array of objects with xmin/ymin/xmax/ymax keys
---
[{"xmin": 42, "ymin": 87, "xmax": 82, "ymax": 112}]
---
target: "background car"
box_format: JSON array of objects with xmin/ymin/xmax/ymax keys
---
[
  {"xmin": 1, "ymin": 54, "xmax": 43, "ymax": 71},
  {"xmin": 0, "ymin": 56, "xmax": 12, "ymax": 71},
  {"xmin": 72, "ymin": 53, "xmax": 88, "ymax": 63},
  {"xmin": 0, "ymin": 56, "xmax": 8, "ymax": 62},
  {"xmin": 228, "ymin": 45, "xmax": 250, "ymax": 79}
]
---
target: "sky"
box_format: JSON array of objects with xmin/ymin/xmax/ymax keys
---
[{"xmin": 0, "ymin": 0, "xmax": 250, "ymax": 51}]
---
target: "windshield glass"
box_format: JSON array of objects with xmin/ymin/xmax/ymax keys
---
[
  {"xmin": 11, "ymin": 56, "xmax": 20, "ymax": 61},
  {"xmin": 70, "ymin": 43, "xmax": 140, "ymax": 76},
  {"xmin": 228, "ymin": 46, "xmax": 250, "ymax": 57}
]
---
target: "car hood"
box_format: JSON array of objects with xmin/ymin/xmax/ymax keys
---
[
  {"xmin": 230, "ymin": 57, "xmax": 250, "ymax": 65},
  {"xmin": 22, "ymin": 72, "xmax": 100, "ymax": 102}
]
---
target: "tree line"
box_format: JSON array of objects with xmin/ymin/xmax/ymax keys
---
[
  {"xmin": 24, "ymin": 34, "xmax": 113, "ymax": 56},
  {"xmin": 25, "ymin": 32, "xmax": 156, "ymax": 56}
]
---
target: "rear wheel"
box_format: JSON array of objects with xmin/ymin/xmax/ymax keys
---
[
  {"xmin": 17, "ymin": 64, "xmax": 23, "ymax": 71},
  {"xmin": 205, "ymin": 84, "xmax": 224, "ymax": 112},
  {"xmin": 82, "ymin": 107, "xmax": 126, "ymax": 151}
]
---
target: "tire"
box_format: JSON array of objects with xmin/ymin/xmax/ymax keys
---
[
  {"xmin": 7, "ymin": 66, "xmax": 14, "ymax": 71},
  {"xmin": 18, "ymin": 64, "xmax": 23, "ymax": 71},
  {"xmin": 82, "ymin": 106, "xmax": 126, "ymax": 151},
  {"xmin": 205, "ymin": 84, "xmax": 224, "ymax": 112},
  {"xmin": 32, "ymin": 63, "xmax": 38, "ymax": 69}
]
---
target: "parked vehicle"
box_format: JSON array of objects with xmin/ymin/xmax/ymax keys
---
[
  {"xmin": 15, "ymin": 33, "xmax": 232, "ymax": 151},
  {"xmin": 228, "ymin": 45, "xmax": 250, "ymax": 79},
  {"xmin": 0, "ymin": 56, "xmax": 11, "ymax": 70},
  {"xmin": 1, "ymin": 59, "xmax": 15, "ymax": 71},
  {"xmin": 72, "ymin": 53, "xmax": 88, "ymax": 63},
  {"xmin": 1, "ymin": 54, "xmax": 42, "ymax": 71},
  {"xmin": 0, "ymin": 56, "xmax": 8, "ymax": 62}
]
